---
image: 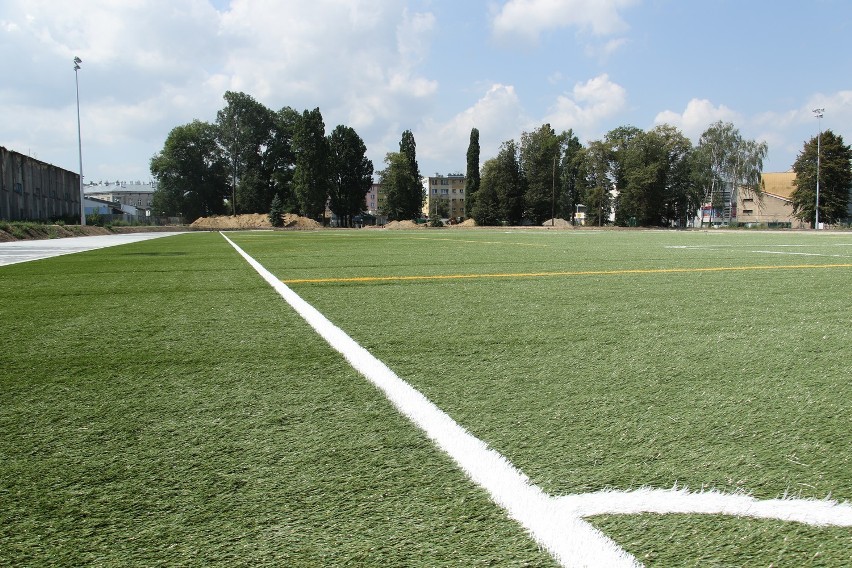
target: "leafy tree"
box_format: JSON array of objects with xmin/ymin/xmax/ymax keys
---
[
  {"xmin": 399, "ymin": 130, "xmax": 424, "ymax": 216},
  {"xmin": 379, "ymin": 152, "xmax": 421, "ymax": 221},
  {"xmin": 695, "ymin": 121, "xmax": 767, "ymax": 226},
  {"xmin": 150, "ymin": 120, "xmax": 229, "ymax": 221},
  {"xmin": 465, "ymin": 128, "xmax": 481, "ymax": 214},
  {"xmin": 520, "ymin": 124, "xmax": 562, "ymax": 224},
  {"xmin": 215, "ymin": 91, "xmax": 278, "ymax": 214},
  {"xmin": 613, "ymin": 125, "xmax": 695, "ymax": 227},
  {"xmin": 269, "ymin": 193, "xmax": 284, "ymax": 227},
  {"xmin": 472, "ymin": 157, "xmax": 503, "ymax": 225},
  {"xmin": 327, "ymin": 125, "xmax": 374, "ymax": 227},
  {"xmin": 478, "ymin": 140, "xmax": 525, "ymax": 225},
  {"xmin": 791, "ymin": 130, "xmax": 851, "ymax": 225},
  {"xmin": 268, "ymin": 106, "xmax": 300, "ymax": 213},
  {"xmin": 379, "ymin": 131, "xmax": 423, "ymax": 221},
  {"xmin": 293, "ymin": 107, "xmax": 330, "ymax": 220},
  {"xmin": 557, "ymin": 130, "xmax": 583, "ymax": 223},
  {"xmin": 579, "ymin": 141, "xmax": 614, "ymax": 226}
]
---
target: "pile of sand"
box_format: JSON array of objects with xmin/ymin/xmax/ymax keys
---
[
  {"xmin": 191, "ymin": 214, "xmax": 272, "ymax": 229},
  {"xmin": 541, "ymin": 218, "xmax": 572, "ymax": 227},
  {"xmin": 455, "ymin": 218, "xmax": 477, "ymax": 227},
  {"xmin": 281, "ymin": 213, "xmax": 321, "ymax": 229},
  {"xmin": 190, "ymin": 213, "xmax": 321, "ymax": 230},
  {"xmin": 384, "ymin": 220, "xmax": 422, "ymax": 229}
]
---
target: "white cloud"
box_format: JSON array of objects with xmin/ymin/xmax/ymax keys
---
[
  {"xmin": 491, "ymin": 0, "xmax": 637, "ymax": 44},
  {"xmin": 417, "ymin": 84, "xmax": 528, "ymax": 170},
  {"xmin": 654, "ymin": 98, "xmax": 740, "ymax": 141},
  {"xmin": 543, "ymin": 74, "xmax": 628, "ymax": 137}
]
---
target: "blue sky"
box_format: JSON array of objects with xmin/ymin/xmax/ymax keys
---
[{"xmin": 1, "ymin": 0, "xmax": 849, "ymax": 183}]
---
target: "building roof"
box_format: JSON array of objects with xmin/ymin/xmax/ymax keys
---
[
  {"xmin": 85, "ymin": 182, "xmax": 157, "ymax": 195},
  {"xmin": 761, "ymin": 171, "xmax": 796, "ymax": 199}
]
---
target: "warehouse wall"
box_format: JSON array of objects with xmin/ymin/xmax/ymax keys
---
[{"xmin": 0, "ymin": 147, "xmax": 81, "ymax": 221}]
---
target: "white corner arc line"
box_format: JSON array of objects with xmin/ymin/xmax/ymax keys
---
[
  {"xmin": 222, "ymin": 233, "xmax": 852, "ymax": 565},
  {"xmin": 220, "ymin": 233, "xmax": 638, "ymax": 568}
]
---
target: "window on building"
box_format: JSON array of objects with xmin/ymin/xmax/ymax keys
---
[{"xmin": 743, "ymin": 209, "xmax": 754, "ymax": 215}]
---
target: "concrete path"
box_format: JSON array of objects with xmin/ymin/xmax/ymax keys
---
[{"xmin": 0, "ymin": 232, "xmax": 186, "ymax": 267}]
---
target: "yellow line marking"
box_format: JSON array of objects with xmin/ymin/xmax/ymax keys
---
[
  {"xmin": 407, "ymin": 237, "xmax": 548, "ymax": 247},
  {"xmin": 283, "ymin": 263, "xmax": 852, "ymax": 284}
]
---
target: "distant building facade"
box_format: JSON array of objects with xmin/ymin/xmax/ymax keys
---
[
  {"xmin": 424, "ymin": 173, "xmax": 466, "ymax": 220},
  {"xmin": 735, "ymin": 172, "xmax": 808, "ymax": 228},
  {"xmin": 0, "ymin": 146, "xmax": 81, "ymax": 221},
  {"xmin": 85, "ymin": 181, "xmax": 157, "ymax": 217}
]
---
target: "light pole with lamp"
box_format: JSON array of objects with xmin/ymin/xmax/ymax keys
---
[
  {"xmin": 813, "ymin": 108, "xmax": 824, "ymax": 229},
  {"xmin": 74, "ymin": 56, "xmax": 85, "ymax": 225}
]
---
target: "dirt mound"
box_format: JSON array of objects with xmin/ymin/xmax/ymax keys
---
[
  {"xmin": 191, "ymin": 214, "xmax": 272, "ymax": 230},
  {"xmin": 385, "ymin": 220, "xmax": 422, "ymax": 230},
  {"xmin": 456, "ymin": 218, "xmax": 477, "ymax": 227},
  {"xmin": 542, "ymin": 218, "xmax": 572, "ymax": 227},
  {"xmin": 281, "ymin": 213, "xmax": 321, "ymax": 229}
]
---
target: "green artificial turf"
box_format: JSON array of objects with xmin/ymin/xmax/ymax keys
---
[
  {"xmin": 0, "ymin": 232, "xmax": 557, "ymax": 567},
  {"xmin": 232, "ymin": 228, "xmax": 852, "ymax": 565}
]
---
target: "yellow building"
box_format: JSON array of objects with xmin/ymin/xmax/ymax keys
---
[
  {"xmin": 423, "ymin": 173, "xmax": 466, "ymax": 220},
  {"xmin": 736, "ymin": 171, "xmax": 810, "ymax": 229}
]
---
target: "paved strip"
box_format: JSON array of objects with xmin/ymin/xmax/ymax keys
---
[
  {"xmin": 0, "ymin": 232, "xmax": 185, "ymax": 266},
  {"xmin": 283, "ymin": 263, "xmax": 852, "ymax": 285}
]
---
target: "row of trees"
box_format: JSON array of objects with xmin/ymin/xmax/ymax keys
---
[
  {"xmin": 468, "ymin": 123, "xmax": 850, "ymax": 227},
  {"xmin": 466, "ymin": 121, "xmax": 779, "ymax": 227},
  {"xmin": 150, "ymin": 92, "xmax": 375, "ymax": 224}
]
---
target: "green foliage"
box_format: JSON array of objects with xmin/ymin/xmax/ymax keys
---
[
  {"xmin": 520, "ymin": 124, "xmax": 562, "ymax": 224},
  {"xmin": 327, "ymin": 125, "xmax": 373, "ymax": 226},
  {"xmin": 292, "ymin": 108, "xmax": 330, "ymax": 219},
  {"xmin": 695, "ymin": 121, "xmax": 768, "ymax": 227},
  {"xmin": 268, "ymin": 193, "xmax": 284, "ymax": 227},
  {"xmin": 150, "ymin": 119, "xmax": 229, "ymax": 221},
  {"xmin": 465, "ymin": 128, "xmax": 481, "ymax": 212},
  {"xmin": 215, "ymin": 91, "xmax": 281, "ymax": 215},
  {"xmin": 380, "ymin": 131, "xmax": 424, "ymax": 221},
  {"xmin": 579, "ymin": 141, "xmax": 614, "ymax": 226},
  {"xmin": 791, "ymin": 130, "xmax": 851, "ymax": 225}
]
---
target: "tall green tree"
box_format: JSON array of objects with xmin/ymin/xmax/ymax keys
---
[
  {"xmin": 150, "ymin": 120, "xmax": 229, "ymax": 221},
  {"xmin": 292, "ymin": 108, "xmax": 330, "ymax": 220},
  {"xmin": 791, "ymin": 130, "xmax": 851, "ymax": 225},
  {"xmin": 695, "ymin": 121, "xmax": 767, "ymax": 226},
  {"xmin": 579, "ymin": 141, "xmax": 614, "ymax": 226},
  {"xmin": 471, "ymin": 157, "xmax": 502, "ymax": 225},
  {"xmin": 215, "ymin": 91, "xmax": 278, "ymax": 214},
  {"xmin": 520, "ymin": 124, "xmax": 562, "ymax": 224},
  {"xmin": 398, "ymin": 130, "xmax": 424, "ymax": 217},
  {"xmin": 469, "ymin": 134, "xmax": 529, "ymax": 226},
  {"xmin": 379, "ymin": 152, "xmax": 421, "ymax": 221},
  {"xmin": 612, "ymin": 125, "xmax": 695, "ymax": 227},
  {"xmin": 327, "ymin": 125, "xmax": 374, "ymax": 227},
  {"xmin": 465, "ymin": 128, "xmax": 481, "ymax": 215},
  {"xmin": 557, "ymin": 130, "xmax": 583, "ymax": 223}
]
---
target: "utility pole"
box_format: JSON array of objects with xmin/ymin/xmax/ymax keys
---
[
  {"xmin": 74, "ymin": 57, "xmax": 85, "ymax": 225},
  {"xmin": 813, "ymin": 108, "xmax": 824, "ymax": 229}
]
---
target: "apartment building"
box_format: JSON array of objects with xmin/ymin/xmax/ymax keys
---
[{"xmin": 424, "ymin": 173, "xmax": 466, "ymax": 220}]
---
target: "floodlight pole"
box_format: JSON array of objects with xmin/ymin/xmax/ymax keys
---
[
  {"xmin": 74, "ymin": 57, "xmax": 85, "ymax": 226},
  {"xmin": 813, "ymin": 108, "xmax": 824, "ymax": 229}
]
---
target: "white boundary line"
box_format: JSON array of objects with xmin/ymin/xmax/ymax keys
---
[{"xmin": 222, "ymin": 233, "xmax": 852, "ymax": 567}]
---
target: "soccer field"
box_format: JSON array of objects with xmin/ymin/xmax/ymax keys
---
[{"xmin": 1, "ymin": 228, "xmax": 850, "ymax": 566}]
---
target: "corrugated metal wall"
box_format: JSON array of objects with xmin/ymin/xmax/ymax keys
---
[{"xmin": 0, "ymin": 147, "xmax": 81, "ymax": 221}]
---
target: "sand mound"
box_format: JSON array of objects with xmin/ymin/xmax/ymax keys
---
[
  {"xmin": 191, "ymin": 214, "xmax": 272, "ymax": 229},
  {"xmin": 385, "ymin": 220, "xmax": 422, "ymax": 229},
  {"xmin": 190, "ymin": 213, "xmax": 322, "ymax": 230},
  {"xmin": 281, "ymin": 213, "xmax": 321, "ymax": 229},
  {"xmin": 542, "ymin": 218, "xmax": 572, "ymax": 227},
  {"xmin": 456, "ymin": 218, "xmax": 477, "ymax": 227}
]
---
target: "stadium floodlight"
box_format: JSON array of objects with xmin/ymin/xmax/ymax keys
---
[
  {"xmin": 813, "ymin": 108, "xmax": 824, "ymax": 229},
  {"xmin": 74, "ymin": 56, "xmax": 85, "ymax": 225}
]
